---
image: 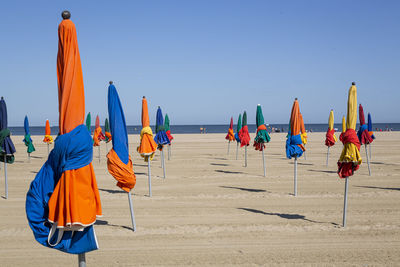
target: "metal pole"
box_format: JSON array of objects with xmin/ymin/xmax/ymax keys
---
[
  {"xmin": 343, "ymin": 177, "xmax": 349, "ymax": 227},
  {"xmin": 78, "ymin": 253, "xmax": 86, "ymax": 267},
  {"xmin": 304, "ymin": 150, "xmax": 307, "ymax": 160},
  {"xmin": 161, "ymin": 149, "xmax": 166, "ymax": 179},
  {"xmin": 365, "ymin": 144, "xmax": 371, "ymax": 176},
  {"xmin": 98, "ymin": 146, "xmax": 101, "ymax": 163},
  {"xmin": 167, "ymin": 145, "xmax": 171, "ymax": 160},
  {"xmin": 235, "ymin": 142, "xmax": 239, "ymax": 160},
  {"xmin": 4, "ymin": 155, "xmax": 7, "ymax": 199},
  {"xmin": 294, "ymin": 156, "xmax": 297, "ymax": 196},
  {"xmin": 326, "ymin": 147, "xmax": 330, "ymax": 167},
  {"xmin": 262, "ymin": 146, "xmax": 266, "ymax": 177},
  {"xmin": 244, "ymin": 146, "xmax": 247, "ymax": 167},
  {"xmin": 227, "ymin": 141, "xmax": 230, "ymax": 156},
  {"xmin": 148, "ymin": 159, "xmax": 152, "ymax": 197},
  {"xmin": 28, "ymin": 152, "xmax": 31, "ymax": 163},
  {"xmin": 105, "ymin": 142, "xmax": 108, "ymax": 154},
  {"xmin": 369, "ymin": 144, "xmax": 372, "ymax": 160},
  {"xmin": 47, "ymin": 143, "xmax": 50, "ymax": 156},
  {"xmin": 127, "ymin": 191, "xmax": 136, "ymax": 231}
]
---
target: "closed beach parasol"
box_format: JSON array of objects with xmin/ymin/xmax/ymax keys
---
[
  {"xmin": 337, "ymin": 82, "xmax": 362, "ymax": 227},
  {"xmin": 0, "ymin": 96, "xmax": 16, "ymax": 199},
  {"xmin": 107, "ymin": 81, "xmax": 137, "ymax": 231},
  {"xmin": 325, "ymin": 110, "xmax": 337, "ymax": 166},
  {"xmin": 238, "ymin": 111, "xmax": 250, "ymax": 167},
  {"xmin": 286, "ymin": 98, "xmax": 305, "ymax": 196},
  {"xmin": 23, "ymin": 115, "xmax": 35, "ymax": 161},
  {"xmin": 234, "ymin": 114, "xmax": 242, "ymax": 160},
  {"xmin": 86, "ymin": 112, "xmax": 91, "ymax": 133},
  {"xmin": 357, "ymin": 104, "xmax": 372, "ymax": 175},
  {"xmin": 93, "ymin": 115, "xmax": 105, "ymax": 162},
  {"xmin": 164, "ymin": 113, "xmax": 173, "ymax": 160},
  {"xmin": 225, "ymin": 117, "xmax": 235, "ymax": 155},
  {"xmin": 299, "ymin": 113, "xmax": 307, "ymax": 160},
  {"xmin": 339, "ymin": 115, "xmax": 346, "ymax": 144},
  {"xmin": 154, "ymin": 106, "xmax": 170, "ymax": 179},
  {"xmin": 26, "ymin": 11, "xmax": 102, "ymax": 263},
  {"xmin": 43, "ymin": 119, "xmax": 53, "ymax": 156},
  {"xmin": 137, "ymin": 97, "xmax": 157, "ymax": 197},
  {"xmin": 104, "ymin": 118, "xmax": 112, "ymax": 152},
  {"xmin": 367, "ymin": 113, "xmax": 375, "ymax": 159},
  {"xmin": 253, "ymin": 104, "xmax": 271, "ymax": 177}
]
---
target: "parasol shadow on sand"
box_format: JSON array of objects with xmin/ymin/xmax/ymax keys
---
[
  {"xmin": 238, "ymin": 208, "xmax": 339, "ymax": 226},
  {"xmin": 99, "ymin": 188, "xmax": 126, "ymax": 194},
  {"xmin": 215, "ymin": 170, "xmax": 243, "ymax": 174},
  {"xmin": 95, "ymin": 219, "xmax": 133, "ymax": 231},
  {"xmin": 296, "ymin": 162, "xmax": 314, "ymax": 166},
  {"xmin": 210, "ymin": 163, "xmax": 230, "ymax": 166},
  {"xmin": 133, "ymin": 172, "xmax": 147, "ymax": 175},
  {"xmin": 220, "ymin": 186, "xmax": 267, "ymax": 193}
]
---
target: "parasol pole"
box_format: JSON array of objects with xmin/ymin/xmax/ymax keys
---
[
  {"xmin": 147, "ymin": 158, "xmax": 152, "ymax": 197},
  {"xmin": 227, "ymin": 141, "xmax": 230, "ymax": 156},
  {"xmin": 365, "ymin": 144, "xmax": 371, "ymax": 176},
  {"xmin": 28, "ymin": 152, "xmax": 31, "ymax": 163},
  {"xmin": 98, "ymin": 145, "xmax": 101, "ymax": 163},
  {"xmin": 78, "ymin": 253, "xmax": 86, "ymax": 267},
  {"xmin": 369, "ymin": 143, "xmax": 372, "ymax": 160},
  {"xmin": 161, "ymin": 148, "xmax": 166, "ymax": 179},
  {"xmin": 303, "ymin": 149, "xmax": 307, "ymax": 160},
  {"xmin": 105, "ymin": 142, "xmax": 108, "ymax": 153},
  {"xmin": 244, "ymin": 146, "xmax": 247, "ymax": 167},
  {"xmin": 342, "ymin": 177, "xmax": 349, "ymax": 227},
  {"xmin": 294, "ymin": 156, "xmax": 297, "ymax": 196},
  {"xmin": 127, "ymin": 191, "xmax": 136, "ymax": 231},
  {"xmin": 167, "ymin": 145, "xmax": 171, "ymax": 160},
  {"xmin": 326, "ymin": 147, "xmax": 330, "ymax": 167},
  {"xmin": 262, "ymin": 145, "xmax": 266, "ymax": 177},
  {"xmin": 235, "ymin": 142, "xmax": 239, "ymax": 160},
  {"xmin": 47, "ymin": 143, "xmax": 50, "ymax": 156},
  {"xmin": 4, "ymin": 154, "xmax": 7, "ymax": 199}
]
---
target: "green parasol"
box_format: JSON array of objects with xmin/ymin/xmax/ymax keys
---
[
  {"xmin": 86, "ymin": 112, "xmax": 91, "ymax": 132},
  {"xmin": 105, "ymin": 118, "xmax": 110, "ymax": 142},
  {"xmin": 254, "ymin": 105, "xmax": 271, "ymax": 145},
  {"xmin": 235, "ymin": 114, "xmax": 242, "ymax": 160},
  {"xmin": 236, "ymin": 114, "xmax": 242, "ymax": 134},
  {"xmin": 164, "ymin": 114, "xmax": 170, "ymax": 132}
]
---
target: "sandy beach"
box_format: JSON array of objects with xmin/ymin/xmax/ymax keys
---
[{"xmin": 0, "ymin": 132, "xmax": 399, "ymax": 266}]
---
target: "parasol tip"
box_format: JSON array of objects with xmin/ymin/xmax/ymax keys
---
[
  {"xmin": 257, "ymin": 104, "xmax": 261, "ymax": 106},
  {"xmin": 143, "ymin": 96, "xmax": 146, "ymax": 99},
  {"xmin": 109, "ymin": 81, "xmax": 113, "ymax": 85},
  {"xmin": 1, "ymin": 96, "xmax": 3, "ymax": 100},
  {"xmin": 158, "ymin": 106, "xmax": 160, "ymax": 108},
  {"xmin": 295, "ymin": 97, "xmax": 298, "ymax": 100},
  {"xmin": 352, "ymin": 82, "xmax": 356, "ymax": 85},
  {"xmin": 61, "ymin": 10, "xmax": 71, "ymax": 20}
]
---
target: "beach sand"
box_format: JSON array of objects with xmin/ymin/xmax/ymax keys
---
[{"xmin": 0, "ymin": 132, "xmax": 399, "ymax": 266}]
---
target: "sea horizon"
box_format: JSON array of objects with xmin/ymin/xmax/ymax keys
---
[{"xmin": 9, "ymin": 122, "xmax": 400, "ymax": 136}]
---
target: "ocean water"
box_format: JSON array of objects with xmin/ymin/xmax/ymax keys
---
[{"xmin": 9, "ymin": 123, "xmax": 400, "ymax": 136}]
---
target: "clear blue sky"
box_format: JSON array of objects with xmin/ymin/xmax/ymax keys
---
[{"xmin": 1, "ymin": 0, "xmax": 399, "ymax": 126}]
